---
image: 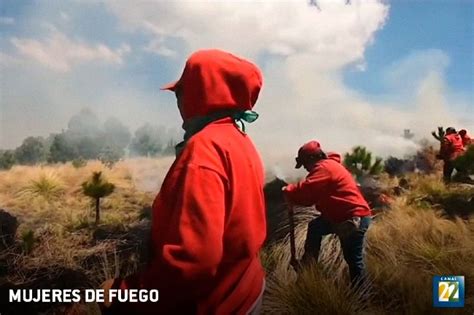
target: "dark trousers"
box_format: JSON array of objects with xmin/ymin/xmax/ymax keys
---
[
  {"xmin": 443, "ymin": 159, "xmax": 469, "ymax": 183},
  {"xmin": 301, "ymin": 216, "xmax": 372, "ymax": 286},
  {"xmin": 443, "ymin": 160, "xmax": 454, "ymax": 182}
]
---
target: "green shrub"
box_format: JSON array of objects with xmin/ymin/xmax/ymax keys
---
[
  {"xmin": 82, "ymin": 172, "xmax": 115, "ymax": 225},
  {"xmin": 453, "ymin": 145, "xmax": 474, "ymax": 174},
  {"xmin": 344, "ymin": 146, "xmax": 383, "ymax": 179},
  {"xmin": 98, "ymin": 146, "xmax": 122, "ymax": 169},
  {"xmin": 72, "ymin": 158, "xmax": 87, "ymax": 168},
  {"xmin": 0, "ymin": 150, "xmax": 16, "ymax": 170}
]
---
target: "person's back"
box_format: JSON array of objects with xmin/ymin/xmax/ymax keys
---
[
  {"xmin": 439, "ymin": 129, "xmax": 465, "ymax": 182},
  {"xmin": 442, "ymin": 133, "xmax": 464, "ymax": 160},
  {"xmin": 285, "ymin": 148, "xmax": 371, "ymax": 224},
  {"xmin": 283, "ymin": 141, "xmax": 372, "ymax": 285},
  {"xmin": 102, "ymin": 49, "xmax": 266, "ymax": 315},
  {"xmin": 311, "ymin": 157, "xmax": 371, "ymax": 223},
  {"xmin": 462, "ymin": 135, "xmax": 471, "ymax": 147},
  {"xmin": 459, "ymin": 129, "xmax": 471, "ymax": 147},
  {"xmin": 149, "ymin": 118, "xmax": 266, "ymax": 314}
]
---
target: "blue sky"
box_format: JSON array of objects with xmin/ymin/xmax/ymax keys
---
[
  {"xmin": 344, "ymin": 0, "xmax": 473, "ymax": 97},
  {"xmin": 0, "ymin": 0, "xmax": 473, "ymax": 162}
]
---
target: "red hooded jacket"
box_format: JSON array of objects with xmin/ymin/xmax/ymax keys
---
[
  {"xmin": 461, "ymin": 134, "xmax": 471, "ymax": 147},
  {"xmin": 440, "ymin": 133, "xmax": 465, "ymax": 160},
  {"xmin": 284, "ymin": 153, "xmax": 372, "ymax": 223},
  {"xmin": 116, "ymin": 50, "xmax": 266, "ymax": 315}
]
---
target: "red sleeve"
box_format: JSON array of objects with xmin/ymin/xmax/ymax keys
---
[
  {"xmin": 122, "ymin": 163, "xmax": 226, "ymax": 300},
  {"xmin": 284, "ymin": 166, "xmax": 331, "ymax": 206}
]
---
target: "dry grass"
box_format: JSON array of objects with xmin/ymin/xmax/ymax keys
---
[
  {"xmin": 1, "ymin": 159, "xmax": 473, "ymax": 314},
  {"xmin": 0, "ymin": 158, "xmax": 173, "ymax": 230},
  {"xmin": 263, "ymin": 174, "xmax": 474, "ymax": 314},
  {"xmin": 17, "ymin": 171, "xmax": 64, "ymax": 201},
  {"xmin": 262, "ymin": 207, "xmax": 374, "ymax": 315},
  {"xmin": 0, "ymin": 158, "xmax": 172, "ymax": 297},
  {"xmin": 366, "ymin": 198, "xmax": 474, "ymax": 314}
]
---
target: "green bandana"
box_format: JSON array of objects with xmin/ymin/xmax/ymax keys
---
[
  {"xmin": 232, "ymin": 110, "xmax": 259, "ymax": 133},
  {"xmin": 175, "ymin": 110, "xmax": 259, "ymax": 156}
]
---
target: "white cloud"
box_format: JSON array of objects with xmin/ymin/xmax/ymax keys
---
[
  {"xmin": 100, "ymin": 0, "xmax": 471, "ymax": 173},
  {"xmin": 60, "ymin": 11, "xmax": 70, "ymax": 21},
  {"xmin": 0, "ymin": 52, "xmax": 21, "ymax": 67},
  {"xmin": 0, "ymin": 17, "xmax": 15, "ymax": 25},
  {"xmin": 106, "ymin": 0, "xmax": 388, "ymax": 71},
  {"xmin": 385, "ymin": 49, "xmax": 450, "ymax": 90},
  {"xmin": 143, "ymin": 38, "xmax": 176, "ymax": 57},
  {"xmin": 10, "ymin": 30, "xmax": 131, "ymax": 72},
  {"xmin": 105, "ymin": 0, "xmax": 456, "ymax": 175},
  {"xmin": 2, "ymin": 0, "xmax": 472, "ymax": 172}
]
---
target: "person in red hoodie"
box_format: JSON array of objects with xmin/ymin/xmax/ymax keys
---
[
  {"xmin": 101, "ymin": 49, "xmax": 267, "ymax": 315},
  {"xmin": 459, "ymin": 129, "xmax": 472, "ymax": 148},
  {"xmin": 439, "ymin": 127, "xmax": 465, "ymax": 182},
  {"xmin": 283, "ymin": 141, "xmax": 372, "ymax": 286}
]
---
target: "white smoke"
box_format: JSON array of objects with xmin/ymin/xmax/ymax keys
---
[
  {"xmin": 1, "ymin": 0, "xmax": 472, "ymax": 177},
  {"xmin": 101, "ymin": 0, "xmax": 474, "ymax": 173}
]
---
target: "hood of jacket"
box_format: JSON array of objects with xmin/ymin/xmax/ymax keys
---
[
  {"xmin": 327, "ymin": 152, "xmax": 342, "ymax": 163},
  {"xmin": 171, "ymin": 49, "xmax": 263, "ymax": 122}
]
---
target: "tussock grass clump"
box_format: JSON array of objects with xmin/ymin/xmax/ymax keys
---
[
  {"xmin": 265, "ymin": 263, "xmax": 371, "ymax": 315},
  {"xmin": 407, "ymin": 174, "xmax": 446, "ymax": 197},
  {"xmin": 405, "ymin": 174, "xmax": 474, "ymax": 217},
  {"xmin": 17, "ymin": 172, "xmax": 64, "ymax": 202},
  {"xmin": 263, "ymin": 208, "xmax": 357, "ymax": 313}
]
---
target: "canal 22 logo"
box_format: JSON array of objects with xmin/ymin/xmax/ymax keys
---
[{"xmin": 433, "ymin": 275, "xmax": 465, "ymax": 308}]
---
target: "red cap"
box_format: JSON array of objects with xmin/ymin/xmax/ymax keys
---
[{"xmin": 295, "ymin": 140, "xmax": 322, "ymax": 169}]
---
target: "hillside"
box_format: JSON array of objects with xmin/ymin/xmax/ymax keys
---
[{"xmin": 0, "ymin": 159, "xmax": 473, "ymax": 314}]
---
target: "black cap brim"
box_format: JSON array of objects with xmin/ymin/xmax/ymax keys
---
[{"xmin": 295, "ymin": 158, "xmax": 302, "ymax": 169}]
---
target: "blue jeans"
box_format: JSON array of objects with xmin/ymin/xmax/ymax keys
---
[{"xmin": 302, "ymin": 216, "xmax": 372, "ymax": 286}]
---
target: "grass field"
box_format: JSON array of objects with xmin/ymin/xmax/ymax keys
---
[
  {"xmin": 262, "ymin": 175, "xmax": 474, "ymax": 314},
  {"xmin": 1, "ymin": 158, "xmax": 473, "ymax": 314}
]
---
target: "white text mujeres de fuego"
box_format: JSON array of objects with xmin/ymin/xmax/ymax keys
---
[{"xmin": 9, "ymin": 289, "xmax": 159, "ymax": 303}]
